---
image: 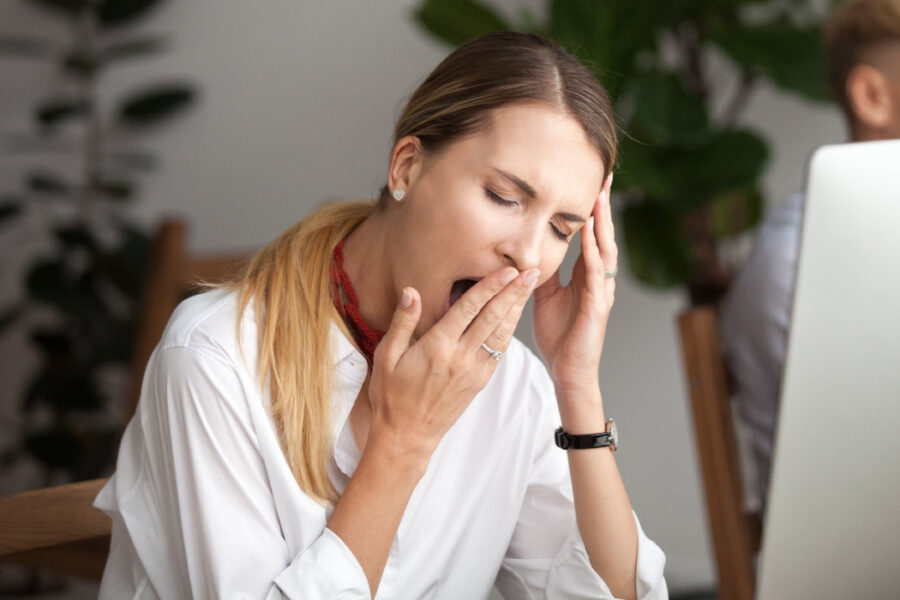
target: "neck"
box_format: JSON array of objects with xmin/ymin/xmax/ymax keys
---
[{"xmin": 341, "ymin": 209, "xmax": 395, "ymax": 333}]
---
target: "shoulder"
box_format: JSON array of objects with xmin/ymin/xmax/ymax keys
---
[{"xmin": 157, "ymin": 288, "xmax": 257, "ymax": 370}]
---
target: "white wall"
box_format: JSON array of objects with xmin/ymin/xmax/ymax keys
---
[{"xmin": 0, "ymin": 0, "xmax": 845, "ymax": 593}]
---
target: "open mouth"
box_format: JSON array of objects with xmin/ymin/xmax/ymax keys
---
[{"xmin": 449, "ymin": 278, "xmax": 479, "ymax": 307}]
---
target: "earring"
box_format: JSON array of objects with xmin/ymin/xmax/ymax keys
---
[{"xmin": 392, "ymin": 189, "xmax": 406, "ymax": 202}]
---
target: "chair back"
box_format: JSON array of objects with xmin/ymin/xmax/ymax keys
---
[{"xmin": 677, "ymin": 306, "xmax": 761, "ymax": 600}]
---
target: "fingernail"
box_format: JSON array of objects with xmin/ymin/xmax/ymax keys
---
[
  {"xmin": 524, "ymin": 269, "xmax": 539, "ymax": 288},
  {"xmin": 501, "ymin": 269, "xmax": 518, "ymax": 285},
  {"xmin": 588, "ymin": 216, "xmax": 595, "ymax": 230},
  {"xmin": 401, "ymin": 288, "xmax": 413, "ymax": 308}
]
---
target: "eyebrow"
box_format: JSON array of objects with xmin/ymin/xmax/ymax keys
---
[{"xmin": 492, "ymin": 167, "xmax": 587, "ymax": 224}]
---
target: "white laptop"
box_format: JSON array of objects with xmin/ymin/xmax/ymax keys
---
[{"xmin": 756, "ymin": 139, "xmax": 900, "ymax": 599}]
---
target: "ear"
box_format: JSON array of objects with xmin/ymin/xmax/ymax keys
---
[
  {"xmin": 387, "ymin": 136, "xmax": 424, "ymax": 195},
  {"xmin": 847, "ymin": 64, "xmax": 893, "ymax": 131}
]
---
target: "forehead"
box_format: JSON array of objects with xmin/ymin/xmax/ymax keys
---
[{"xmin": 442, "ymin": 103, "xmax": 606, "ymax": 214}]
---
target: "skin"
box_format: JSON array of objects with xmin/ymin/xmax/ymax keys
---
[
  {"xmin": 328, "ymin": 102, "xmax": 638, "ymax": 599},
  {"xmin": 845, "ymin": 41, "xmax": 900, "ymax": 141}
]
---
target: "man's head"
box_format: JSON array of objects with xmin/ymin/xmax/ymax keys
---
[{"xmin": 825, "ymin": 0, "xmax": 900, "ymax": 140}]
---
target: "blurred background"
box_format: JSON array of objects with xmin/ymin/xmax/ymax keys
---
[{"xmin": 0, "ymin": 0, "xmax": 843, "ymax": 597}]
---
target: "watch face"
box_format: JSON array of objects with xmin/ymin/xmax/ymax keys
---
[{"xmin": 608, "ymin": 419, "xmax": 618, "ymax": 451}]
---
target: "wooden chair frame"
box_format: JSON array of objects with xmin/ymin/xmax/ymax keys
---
[{"xmin": 677, "ymin": 306, "xmax": 761, "ymax": 600}]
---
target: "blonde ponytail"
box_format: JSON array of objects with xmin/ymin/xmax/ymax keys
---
[{"xmin": 228, "ymin": 200, "xmax": 376, "ymax": 504}]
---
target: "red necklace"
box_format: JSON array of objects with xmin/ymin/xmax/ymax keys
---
[{"xmin": 331, "ymin": 238, "xmax": 385, "ymax": 365}]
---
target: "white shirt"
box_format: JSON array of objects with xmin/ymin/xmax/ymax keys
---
[
  {"xmin": 720, "ymin": 193, "xmax": 804, "ymax": 510},
  {"xmin": 95, "ymin": 288, "xmax": 667, "ymax": 599}
]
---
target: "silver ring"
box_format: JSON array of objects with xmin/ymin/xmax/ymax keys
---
[
  {"xmin": 604, "ymin": 268, "xmax": 618, "ymax": 279},
  {"xmin": 481, "ymin": 342, "xmax": 502, "ymax": 361}
]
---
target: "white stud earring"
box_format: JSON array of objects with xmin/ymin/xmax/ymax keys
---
[{"xmin": 392, "ymin": 189, "xmax": 406, "ymax": 202}]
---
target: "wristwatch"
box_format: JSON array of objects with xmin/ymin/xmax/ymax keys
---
[{"xmin": 554, "ymin": 418, "xmax": 617, "ymax": 451}]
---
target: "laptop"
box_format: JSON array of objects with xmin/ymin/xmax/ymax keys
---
[{"xmin": 756, "ymin": 139, "xmax": 900, "ymax": 599}]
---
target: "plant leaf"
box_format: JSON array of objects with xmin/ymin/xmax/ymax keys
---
[
  {"xmin": 0, "ymin": 304, "xmax": 25, "ymax": 336},
  {"xmin": 97, "ymin": 0, "xmax": 164, "ymax": 28},
  {"xmin": 659, "ymin": 128, "xmax": 769, "ymax": 206},
  {"xmin": 622, "ymin": 201, "xmax": 691, "ymax": 288},
  {"xmin": 710, "ymin": 18, "xmax": 832, "ymax": 103},
  {"xmin": 101, "ymin": 35, "xmax": 169, "ymax": 62},
  {"xmin": 630, "ymin": 70, "xmax": 711, "ymax": 145},
  {"xmin": 710, "ymin": 186, "xmax": 763, "ymax": 237},
  {"xmin": 0, "ymin": 198, "xmax": 23, "ymax": 225},
  {"xmin": 413, "ymin": 0, "xmax": 511, "ymax": 47},
  {"xmin": 117, "ymin": 83, "xmax": 196, "ymax": 125},
  {"xmin": 54, "ymin": 225, "xmax": 98, "ymax": 251},
  {"xmin": 549, "ymin": 0, "xmax": 664, "ymax": 95},
  {"xmin": 26, "ymin": 171, "xmax": 71, "ymax": 196},
  {"xmin": 35, "ymin": 98, "xmax": 91, "ymax": 127}
]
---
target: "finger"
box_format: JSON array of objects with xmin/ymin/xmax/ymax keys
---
[
  {"xmin": 479, "ymin": 273, "xmax": 534, "ymax": 358},
  {"xmin": 597, "ymin": 187, "xmax": 618, "ymax": 274},
  {"xmin": 461, "ymin": 268, "xmax": 538, "ymax": 351},
  {"xmin": 432, "ymin": 266, "xmax": 519, "ymax": 340},
  {"xmin": 376, "ymin": 286, "xmax": 421, "ymax": 368}
]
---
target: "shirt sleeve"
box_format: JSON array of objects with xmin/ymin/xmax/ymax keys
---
[
  {"xmin": 96, "ymin": 344, "xmax": 370, "ymax": 600},
  {"xmin": 494, "ymin": 369, "xmax": 667, "ymax": 600}
]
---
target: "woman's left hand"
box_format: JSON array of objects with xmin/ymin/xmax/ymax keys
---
[{"xmin": 533, "ymin": 174, "xmax": 616, "ymax": 398}]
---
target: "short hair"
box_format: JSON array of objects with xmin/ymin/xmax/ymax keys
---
[{"xmin": 825, "ymin": 0, "xmax": 900, "ymax": 116}]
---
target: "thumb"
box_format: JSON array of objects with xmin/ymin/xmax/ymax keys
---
[{"xmin": 377, "ymin": 287, "xmax": 421, "ymax": 368}]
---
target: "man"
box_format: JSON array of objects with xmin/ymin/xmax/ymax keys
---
[{"xmin": 719, "ymin": 0, "xmax": 900, "ymax": 511}]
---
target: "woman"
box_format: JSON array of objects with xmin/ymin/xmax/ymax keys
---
[{"xmin": 95, "ymin": 32, "xmax": 667, "ymax": 599}]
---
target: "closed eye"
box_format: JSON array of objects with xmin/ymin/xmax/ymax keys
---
[{"xmin": 484, "ymin": 187, "xmax": 570, "ymax": 242}]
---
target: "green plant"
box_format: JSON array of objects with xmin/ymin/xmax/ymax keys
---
[
  {"xmin": 414, "ymin": 0, "xmax": 834, "ymax": 304},
  {"xmin": 0, "ymin": 0, "xmax": 196, "ymax": 484}
]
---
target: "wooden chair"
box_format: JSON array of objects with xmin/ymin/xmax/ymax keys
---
[
  {"xmin": 677, "ymin": 306, "xmax": 761, "ymax": 600},
  {"xmin": 0, "ymin": 219, "xmax": 247, "ymax": 581}
]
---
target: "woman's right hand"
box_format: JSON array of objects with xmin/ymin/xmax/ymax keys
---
[{"xmin": 366, "ymin": 266, "xmax": 540, "ymax": 467}]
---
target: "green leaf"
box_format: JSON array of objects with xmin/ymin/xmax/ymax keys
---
[
  {"xmin": 622, "ymin": 201, "xmax": 691, "ymax": 288},
  {"xmin": 101, "ymin": 35, "xmax": 169, "ymax": 62},
  {"xmin": 35, "ymin": 98, "xmax": 91, "ymax": 127},
  {"xmin": 614, "ymin": 136, "xmax": 673, "ymax": 198},
  {"xmin": 25, "ymin": 259, "xmax": 68, "ymax": 304},
  {"xmin": 94, "ymin": 178, "xmax": 135, "ymax": 201},
  {"xmin": 710, "ymin": 186, "xmax": 763, "ymax": 237},
  {"xmin": 0, "ymin": 198, "xmax": 23, "ymax": 224},
  {"xmin": 630, "ymin": 70, "xmax": 711, "ymax": 145},
  {"xmin": 0, "ymin": 304, "xmax": 25, "ymax": 336},
  {"xmin": 26, "ymin": 171, "xmax": 71, "ymax": 196},
  {"xmin": 413, "ymin": 0, "xmax": 511, "ymax": 47},
  {"xmin": 30, "ymin": 328, "xmax": 74, "ymax": 359},
  {"xmin": 62, "ymin": 50, "xmax": 98, "ymax": 77},
  {"xmin": 54, "ymin": 225, "xmax": 98, "ymax": 251},
  {"xmin": 117, "ymin": 83, "xmax": 196, "ymax": 125},
  {"xmin": 662, "ymin": 128, "xmax": 769, "ymax": 205},
  {"xmin": 97, "ymin": 0, "xmax": 164, "ymax": 28},
  {"xmin": 548, "ymin": 0, "xmax": 663, "ymax": 93},
  {"xmin": 710, "ymin": 19, "xmax": 832, "ymax": 103},
  {"xmin": 24, "ymin": 429, "xmax": 83, "ymax": 469}
]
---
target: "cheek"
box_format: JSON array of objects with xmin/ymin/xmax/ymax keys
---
[{"xmin": 538, "ymin": 243, "xmax": 570, "ymax": 281}]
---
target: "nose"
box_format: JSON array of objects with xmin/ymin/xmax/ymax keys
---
[{"xmin": 499, "ymin": 223, "xmax": 543, "ymax": 272}]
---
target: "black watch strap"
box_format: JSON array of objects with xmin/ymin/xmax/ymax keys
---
[{"xmin": 554, "ymin": 427, "xmax": 612, "ymax": 450}]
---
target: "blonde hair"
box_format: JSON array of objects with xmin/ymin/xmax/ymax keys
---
[
  {"xmin": 825, "ymin": 0, "xmax": 900, "ymax": 116},
  {"xmin": 227, "ymin": 32, "xmax": 618, "ymax": 504}
]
